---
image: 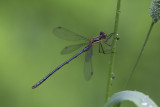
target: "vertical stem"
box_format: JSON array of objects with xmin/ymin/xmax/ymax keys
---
[
  {"xmin": 125, "ymin": 21, "xmax": 155, "ymax": 88},
  {"xmin": 105, "ymin": 0, "xmax": 121, "ymax": 102}
]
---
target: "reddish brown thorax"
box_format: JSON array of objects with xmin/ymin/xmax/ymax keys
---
[{"xmin": 88, "ymin": 32, "xmax": 107, "ymax": 46}]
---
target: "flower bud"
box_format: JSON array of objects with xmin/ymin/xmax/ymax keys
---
[{"xmin": 150, "ymin": 0, "xmax": 160, "ymax": 23}]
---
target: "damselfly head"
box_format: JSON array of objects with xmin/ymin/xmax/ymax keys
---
[
  {"xmin": 100, "ymin": 32, "xmax": 105, "ymax": 35},
  {"xmin": 100, "ymin": 32, "xmax": 106, "ymax": 38}
]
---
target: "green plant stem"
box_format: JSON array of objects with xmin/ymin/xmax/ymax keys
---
[
  {"xmin": 105, "ymin": 0, "xmax": 121, "ymax": 102},
  {"xmin": 125, "ymin": 21, "xmax": 155, "ymax": 89}
]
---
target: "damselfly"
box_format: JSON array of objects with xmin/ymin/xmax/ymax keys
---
[{"xmin": 32, "ymin": 27, "xmax": 118, "ymax": 89}]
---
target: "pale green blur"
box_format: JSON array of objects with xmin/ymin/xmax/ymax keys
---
[{"xmin": 0, "ymin": 0, "xmax": 159, "ymax": 107}]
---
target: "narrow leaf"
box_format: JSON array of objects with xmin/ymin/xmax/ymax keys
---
[{"xmin": 104, "ymin": 91, "xmax": 158, "ymax": 107}]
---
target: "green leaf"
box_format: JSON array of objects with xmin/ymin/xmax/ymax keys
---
[{"xmin": 104, "ymin": 91, "xmax": 158, "ymax": 107}]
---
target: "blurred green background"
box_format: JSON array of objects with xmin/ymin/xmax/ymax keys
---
[{"xmin": 0, "ymin": 0, "xmax": 159, "ymax": 107}]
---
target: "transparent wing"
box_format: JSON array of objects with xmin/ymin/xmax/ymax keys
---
[
  {"xmin": 84, "ymin": 47, "xmax": 93, "ymax": 81},
  {"xmin": 53, "ymin": 27, "xmax": 88, "ymax": 41},
  {"xmin": 61, "ymin": 43, "xmax": 88, "ymax": 54}
]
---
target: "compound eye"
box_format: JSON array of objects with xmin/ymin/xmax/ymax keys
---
[{"xmin": 100, "ymin": 32, "xmax": 104, "ymax": 35}]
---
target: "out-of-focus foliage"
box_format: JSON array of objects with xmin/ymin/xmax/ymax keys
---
[
  {"xmin": 0, "ymin": 0, "xmax": 159, "ymax": 107},
  {"xmin": 104, "ymin": 91, "xmax": 158, "ymax": 107}
]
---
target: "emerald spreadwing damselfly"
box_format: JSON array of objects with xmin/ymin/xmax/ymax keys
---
[{"xmin": 32, "ymin": 27, "xmax": 118, "ymax": 89}]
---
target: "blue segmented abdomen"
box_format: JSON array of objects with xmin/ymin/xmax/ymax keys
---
[{"xmin": 32, "ymin": 45, "xmax": 91, "ymax": 89}]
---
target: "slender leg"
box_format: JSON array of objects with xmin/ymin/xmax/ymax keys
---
[
  {"xmin": 100, "ymin": 43, "xmax": 105, "ymax": 54},
  {"xmin": 99, "ymin": 43, "xmax": 105, "ymax": 54},
  {"xmin": 104, "ymin": 32, "xmax": 120, "ymax": 47},
  {"xmin": 99, "ymin": 43, "xmax": 115, "ymax": 54},
  {"xmin": 104, "ymin": 37, "xmax": 119, "ymax": 47},
  {"xmin": 103, "ymin": 33, "xmax": 114, "ymax": 43},
  {"xmin": 99, "ymin": 43, "xmax": 101, "ymax": 53},
  {"xmin": 108, "ymin": 33, "xmax": 114, "ymax": 39},
  {"xmin": 100, "ymin": 49, "xmax": 115, "ymax": 54},
  {"xmin": 108, "ymin": 33, "xmax": 120, "ymax": 40}
]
